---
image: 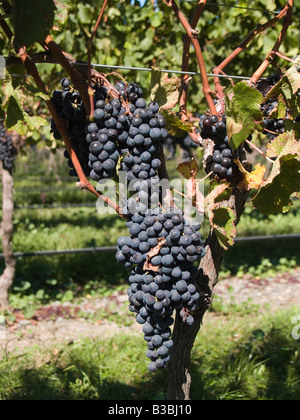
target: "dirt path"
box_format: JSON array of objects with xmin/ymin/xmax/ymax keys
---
[{"xmin": 1, "ymin": 271, "xmax": 300, "ymax": 357}]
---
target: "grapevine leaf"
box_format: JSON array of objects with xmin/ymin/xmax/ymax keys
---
[
  {"xmin": 23, "ymin": 84, "xmax": 50, "ymax": 102},
  {"xmin": 150, "ymin": 67, "xmax": 180, "ymax": 110},
  {"xmin": 177, "ymin": 158, "xmax": 199, "ymax": 179},
  {"xmin": 1, "ymin": 77, "xmax": 14, "ymax": 102},
  {"xmin": 204, "ymin": 182, "xmax": 232, "ymax": 224},
  {"xmin": 13, "ymin": 0, "xmax": 56, "ymax": 48},
  {"xmin": 204, "ymin": 182, "xmax": 235, "ymax": 249},
  {"xmin": 212, "ymin": 207, "xmax": 236, "ymax": 250},
  {"xmin": 266, "ymin": 131, "xmax": 300, "ymax": 158},
  {"xmin": 265, "ymin": 57, "xmax": 300, "ymax": 118},
  {"xmin": 53, "ymin": 0, "xmax": 71, "ymax": 30},
  {"xmin": 5, "ymin": 95, "xmax": 24, "ymax": 129},
  {"xmin": 205, "ymin": 181, "xmax": 232, "ymax": 211},
  {"xmin": 252, "ymin": 153, "xmax": 300, "ymax": 215},
  {"xmin": 161, "ymin": 109, "xmax": 194, "ymax": 133},
  {"xmin": 225, "ymin": 82, "xmax": 263, "ymax": 150},
  {"xmin": 235, "ymin": 159, "xmax": 266, "ymax": 190},
  {"xmin": 284, "ymin": 119, "xmax": 300, "ymax": 140},
  {"xmin": 24, "ymin": 115, "xmax": 47, "ymax": 131}
]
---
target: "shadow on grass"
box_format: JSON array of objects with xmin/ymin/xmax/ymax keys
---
[
  {"xmin": 190, "ymin": 320, "xmax": 300, "ymax": 400},
  {"xmin": 1, "ymin": 319, "xmax": 300, "ymax": 400}
]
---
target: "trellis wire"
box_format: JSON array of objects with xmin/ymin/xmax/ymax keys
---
[
  {"xmin": 74, "ymin": 62, "xmax": 260, "ymax": 81},
  {"xmin": 181, "ymin": 1, "xmax": 281, "ymax": 15},
  {"xmin": 0, "ymin": 233, "xmax": 299, "ymax": 259}
]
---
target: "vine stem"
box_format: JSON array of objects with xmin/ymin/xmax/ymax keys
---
[
  {"xmin": 179, "ymin": 0, "xmax": 207, "ymax": 120},
  {"xmin": 166, "ymin": 0, "xmax": 217, "ymax": 116},
  {"xmin": 251, "ymin": 0, "xmax": 294, "ymax": 84},
  {"xmin": 245, "ymin": 139, "xmax": 274, "ymax": 164},
  {"xmin": 273, "ymin": 51, "xmax": 296, "ymax": 64},
  {"xmin": 87, "ymin": 0, "xmax": 109, "ymax": 120},
  {"xmin": 17, "ymin": 46, "xmax": 123, "ymax": 217},
  {"xmin": 213, "ymin": 0, "xmax": 293, "ymax": 98}
]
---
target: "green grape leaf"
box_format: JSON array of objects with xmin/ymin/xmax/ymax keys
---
[
  {"xmin": 5, "ymin": 95, "xmax": 24, "ymax": 130},
  {"xmin": 212, "ymin": 207, "xmax": 236, "ymax": 250},
  {"xmin": 13, "ymin": 0, "xmax": 56, "ymax": 48},
  {"xmin": 2, "ymin": 75, "xmax": 47, "ymax": 134},
  {"xmin": 53, "ymin": 0, "xmax": 71, "ymax": 30},
  {"xmin": 161, "ymin": 109, "xmax": 194, "ymax": 133},
  {"xmin": 252, "ymin": 152, "xmax": 300, "ymax": 215},
  {"xmin": 266, "ymin": 131, "xmax": 300, "ymax": 159},
  {"xmin": 204, "ymin": 183, "xmax": 235, "ymax": 249},
  {"xmin": 177, "ymin": 157, "xmax": 199, "ymax": 179},
  {"xmin": 23, "ymin": 83, "xmax": 50, "ymax": 102},
  {"xmin": 24, "ymin": 115, "xmax": 47, "ymax": 131},
  {"xmin": 225, "ymin": 82, "xmax": 263, "ymax": 150},
  {"xmin": 265, "ymin": 57, "xmax": 300, "ymax": 118},
  {"xmin": 150, "ymin": 67, "xmax": 180, "ymax": 110}
]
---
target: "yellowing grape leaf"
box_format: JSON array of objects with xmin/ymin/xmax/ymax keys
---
[
  {"xmin": 177, "ymin": 158, "xmax": 199, "ymax": 179},
  {"xmin": 266, "ymin": 131, "xmax": 300, "ymax": 159},
  {"xmin": 212, "ymin": 207, "xmax": 236, "ymax": 250},
  {"xmin": 235, "ymin": 159, "xmax": 266, "ymax": 190},
  {"xmin": 204, "ymin": 182, "xmax": 235, "ymax": 250},
  {"xmin": 265, "ymin": 57, "xmax": 300, "ymax": 118},
  {"xmin": 150, "ymin": 67, "xmax": 180, "ymax": 110},
  {"xmin": 252, "ymin": 153, "xmax": 300, "ymax": 214}
]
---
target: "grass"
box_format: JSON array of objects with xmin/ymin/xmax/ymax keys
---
[{"xmin": 1, "ymin": 306, "xmax": 299, "ymax": 400}]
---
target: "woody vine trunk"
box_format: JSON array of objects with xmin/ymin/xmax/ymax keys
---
[
  {"xmin": 0, "ymin": 160, "xmax": 16, "ymax": 309},
  {"xmin": 167, "ymin": 183, "xmax": 249, "ymax": 400}
]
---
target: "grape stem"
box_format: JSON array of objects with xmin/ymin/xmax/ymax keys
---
[
  {"xmin": 272, "ymin": 51, "xmax": 296, "ymax": 64},
  {"xmin": 245, "ymin": 139, "xmax": 274, "ymax": 164},
  {"xmin": 87, "ymin": 0, "xmax": 109, "ymax": 121}
]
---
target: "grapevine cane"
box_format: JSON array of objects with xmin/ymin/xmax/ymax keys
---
[
  {"xmin": 164, "ymin": 0, "xmax": 217, "ymax": 116},
  {"xmin": 179, "ymin": 0, "xmax": 207, "ymax": 120},
  {"xmin": 179, "ymin": 1, "xmax": 208, "ymax": 144},
  {"xmin": 17, "ymin": 47, "xmax": 123, "ymax": 217},
  {"xmin": 251, "ymin": 0, "xmax": 294, "ymax": 84},
  {"xmin": 213, "ymin": 0, "xmax": 293, "ymax": 98}
]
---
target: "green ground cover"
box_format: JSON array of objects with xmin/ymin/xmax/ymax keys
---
[{"xmin": 0, "ymin": 307, "xmax": 299, "ymax": 400}]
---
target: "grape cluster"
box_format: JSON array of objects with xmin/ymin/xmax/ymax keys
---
[
  {"xmin": 116, "ymin": 206, "xmax": 204, "ymax": 372},
  {"xmin": 0, "ymin": 120, "xmax": 16, "ymax": 172},
  {"xmin": 199, "ymin": 114, "xmax": 234, "ymax": 179},
  {"xmin": 260, "ymin": 98, "xmax": 287, "ymax": 140},
  {"xmin": 50, "ymin": 79, "xmax": 167, "ymax": 185},
  {"xmin": 50, "ymin": 78, "xmax": 89, "ymax": 178},
  {"xmin": 50, "ymin": 77, "xmax": 205, "ymax": 373}
]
